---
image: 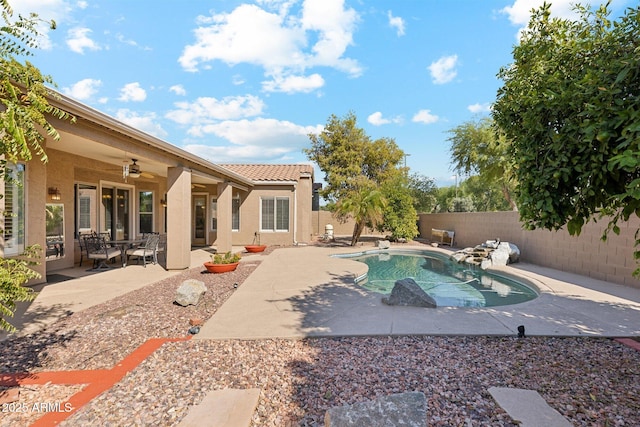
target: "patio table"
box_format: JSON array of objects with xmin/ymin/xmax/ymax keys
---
[{"xmin": 106, "ymin": 239, "xmax": 145, "ymax": 267}]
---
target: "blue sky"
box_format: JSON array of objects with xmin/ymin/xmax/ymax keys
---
[{"xmin": 13, "ymin": 0, "xmax": 632, "ymax": 186}]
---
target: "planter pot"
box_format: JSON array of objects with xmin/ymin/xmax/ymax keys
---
[
  {"xmin": 244, "ymin": 245, "xmax": 267, "ymax": 253},
  {"xmin": 203, "ymin": 261, "xmax": 239, "ymax": 273}
]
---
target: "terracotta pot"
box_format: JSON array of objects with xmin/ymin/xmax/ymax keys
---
[
  {"xmin": 244, "ymin": 245, "xmax": 267, "ymax": 253},
  {"xmin": 203, "ymin": 261, "xmax": 239, "ymax": 273}
]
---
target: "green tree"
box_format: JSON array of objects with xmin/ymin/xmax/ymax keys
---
[
  {"xmin": 378, "ymin": 174, "xmax": 418, "ymax": 240},
  {"xmin": 334, "ymin": 183, "xmax": 386, "ymax": 246},
  {"xmin": 408, "ymin": 172, "xmax": 438, "ymax": 213},
  {"xmin": 305, "ymin": 112, "xmax": 411, "ymax": 245},
  {"xmin": 461, "ymin": 175, "xmax": 512, "ymax": 212},
  {"xmin": 492, "ymin": 2, "xmax": 640, "ymax": 274},
  {"xmin": 447, "ymin": 117, "xmax": 517, "ymax": 210},
  {"xmin": 0, "ymin": 1, "xmax": 73, "ymax": 331}
]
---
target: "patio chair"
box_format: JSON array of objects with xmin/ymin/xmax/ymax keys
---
[
  {"xmin": 154, "ymin": 233, "xmax": 166, "ymax": 265},
  {"xmin": 84, "ymin": 235, "xmax": 121, "ymax": 270},
  {"xmin": 126, "ymin": 233, "xmax": 160, "ymax": 267},
  {"xmin": 77, "ymin": 232, "xmax": 93, "ymax": 266}
]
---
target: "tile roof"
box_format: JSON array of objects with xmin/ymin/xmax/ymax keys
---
[{"xmin": 220, "ymin": 164, "xmax": 314, "ymax": 182}]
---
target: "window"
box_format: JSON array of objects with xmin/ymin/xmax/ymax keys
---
[
  {"xmin": 261, "ymin": 197, "xmax": 289, "ymax": 232},
  {"xmin": 211, "ymin": 198, "xmax": 217, "ymax": 231},
  {"xmin": 138, "ymin": 191, "xmax": 153, "ymax": 234},
  {"xmin": 76, "ymin": 184, "xmax": 97, "ymax": 235},
  {"xmin": 232, "ymin": 197, "xmax": 240, "ymax": 231},
  {"xmin": 3, "ymin": 163, "xmax": 25, "ymax": 256}
]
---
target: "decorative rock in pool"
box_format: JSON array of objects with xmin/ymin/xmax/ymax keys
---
[{"xmin": 382, "ymin": 278, "xmax": 437, "ymax": 308}]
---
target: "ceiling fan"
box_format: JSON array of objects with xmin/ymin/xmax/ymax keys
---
[{"xmin": 122, "ymin": 159, "xmax": 154, "ymax": 180}]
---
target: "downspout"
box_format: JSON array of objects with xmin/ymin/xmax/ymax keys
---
[{"xmin": 293, "ymin": 184, "xmax": 298, "ymax": 245}]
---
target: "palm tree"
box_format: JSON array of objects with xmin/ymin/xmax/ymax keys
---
[{"xmin": 335, "ymin": 186, "xmax": 386, "ymax": 246}]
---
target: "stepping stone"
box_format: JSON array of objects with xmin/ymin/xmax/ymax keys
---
[
  {"xmin": 488, "ymin": 387, "xmax": 572, "ymax": 427},
  {"xmin": 178, "ymin": 388, "xmax": 260, "ymax": 427},
  {"xmin": 325, "ymin": 391, "xmax": 427, "ymax": 426}
]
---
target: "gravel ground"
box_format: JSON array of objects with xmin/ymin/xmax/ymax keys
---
[{"xmin": 2, "ymin": 246, "xmax": 640, "ymax": 426}]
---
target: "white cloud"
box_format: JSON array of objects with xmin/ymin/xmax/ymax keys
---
[
  {"xmin": 262, "ymin": 73, "xmax": 324, "ymax": 93},
  {"xmin": 367, "ymin": 111, "xmax": 402, "ymax": 126},
  {"xmin": 232, "ymin": 74, "xmax": 246, "ymax": 86},
  {"xmin": 66, "ymin": 27, "xmax": 101, "ymax": 54},
  {"xmin": 412, "ymin": 109, "xmax": 439, "ymax": 124},
  {"xmin": 169, "ymin": 85, "xmax": 187, "ymax": 96},
  {"xmin": 468, "ymin": 103, "xmax": 492, "ymax": 114},
  {"xmin": 166, "ymin": 95, "xmax": 265, "ymax": 127},
  {"xmin": 62, "ymin": 78, "xmax": 102, "ymax": 100},
  {"xmin": 178, "ymin": 0, "xmax": 361, "ymax": 93},
  {"xmin": 387, "ymin": 11, "xmax": 405, "ymax": 36},
  {"xmin": 500, "ymin": 0, "xmax": 578, "ymax": 26},
  {"xmin": 192, "ymin": 118, "xmax": 320, "ymax": 146},
  {"xmin": 183, "ymin": 118, "xmax": 323, "ymax": 163},
  {"xmin": 184, "ymin": 143, "xmax": 290, "ymax": 163},
  {"xmin": 118, "ymin": 82, "xmax": 147, "ymax": 102},
  {"xmin": 428, "ymin": 55, "xmax": 458, "ymax": 84},
  {"xmin": 11, "ymin": 0, "xmax": 73, "ymax": 50},
  {"xmin": 114, "ymin": 109, "xmax": 168, "ymax": 139}
]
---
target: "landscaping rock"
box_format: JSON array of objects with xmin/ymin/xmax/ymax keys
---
[
  {"xmin": 324, "ymin": 391, "xmax": 427, "ymax": 426},
  {"xmin": 377, "ymin": 240, "xmax": 391, "ymax": 249},
  {"xmin": 174, "ymin": 279, "xmax": 207, "ymax": 306},
  {"xmin": 382, "ymin": 278, "xmax": 437, "ymax": 308}
]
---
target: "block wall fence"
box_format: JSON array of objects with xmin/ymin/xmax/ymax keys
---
[
  {"xmin": 312, "ymin": 210, "xmax": 640, "ymax": 289},
  {"xmin": 418, "ymin": 212, "xmax": 640, "ymax": 288}
]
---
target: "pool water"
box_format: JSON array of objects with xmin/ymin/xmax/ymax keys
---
[{"xmin": 340, "ymin": 250, "xmax": 538, "ymax": 307}]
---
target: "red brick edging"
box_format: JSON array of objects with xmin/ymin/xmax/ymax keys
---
[
  {"xmin": 615, "ymin": 337, "xmax": 640, "ymax": 353},
  {"xmin": 0, "ymin": 336, "xmax": 192, "ymax": 426}
]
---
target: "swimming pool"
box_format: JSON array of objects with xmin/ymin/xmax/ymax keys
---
[{"xmin": 336, "ymin": 250, "xmax": 538, "ymax": 307}]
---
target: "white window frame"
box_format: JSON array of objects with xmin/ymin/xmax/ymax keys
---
[
  {"xmin": 210, "ymin": 197, "xmax": 217, "ymax": 231},
  {"xmin": 232, "ymin": 196, "xmax": 240, "ymax": 232},
  {"xmin": 260, "ymin": 196, "xmax": 289, "ymax": 232},
  {"xmin": 3, "ymin": 162, "xmax": 26, "ymax": 256},
  {"xmin": 138, "ymin": 190, "xmax": 154, "ymax": 234}
]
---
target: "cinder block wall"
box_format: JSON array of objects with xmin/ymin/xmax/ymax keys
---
[
  {"xmin": 418, "ymin": 212, "xmax": 640, "ymax": 288},
  {"xmin": 311, "ymin": 211, "xmax": 382, "ymax": 237}
]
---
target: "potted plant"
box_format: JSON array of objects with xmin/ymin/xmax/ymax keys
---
[
  {"xmin": 203, "ymin": 251, "xmax": 241, "ymax": 273},
  {"xmin": 245, "ymin": 232, "xmax": 267, "ymax": 253}
]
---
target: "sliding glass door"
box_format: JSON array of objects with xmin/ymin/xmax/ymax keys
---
[{"xmin": 101, "ymin": 185, "xmax": 132, "ymax": 240}]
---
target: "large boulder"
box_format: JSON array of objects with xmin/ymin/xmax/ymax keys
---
[
  {"xmin": 175, "ymin": 279, "xmax": 207, "ymax": 306},
  {"xmin": 325, "ymin": 392, "xmax": 427, "ymax": 426},
  {"xmin": 382, "ymin": 278, "xmax": 437, "ymax": 308}
]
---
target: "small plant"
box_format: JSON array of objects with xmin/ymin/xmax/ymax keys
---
[
  {"xmin": 0, "ymin": 245, "xmax": 41, "ymax": 332},
  {"xmin": 211, "ymin": 251, "xmax": 241, "ymax": 264}
]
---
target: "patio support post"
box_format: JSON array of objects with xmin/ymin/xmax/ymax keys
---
[
  {"xmin": 216, "ymin": 181, "xmax": 232, "ymax": 253},
  {"xmin": 166, "ymin": 166, "xmax": 191, "ymax": 269}
]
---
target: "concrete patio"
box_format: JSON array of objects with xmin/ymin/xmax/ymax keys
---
[
  {"xmin": 4, "ymin": 244, "xmax": 640, "ymax": 342},
  {"xmin": 195, "ymin": 245, "xmax": 640, "ymax": 339}
]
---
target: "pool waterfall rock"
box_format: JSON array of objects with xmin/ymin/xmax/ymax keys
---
[
  {"xmin": 450, "ymin": 240, "xmax": 520, "ymax": 269},
  {"xmin": 382, "ymin": 278, "xmax": 437, "ymax": 308}
]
